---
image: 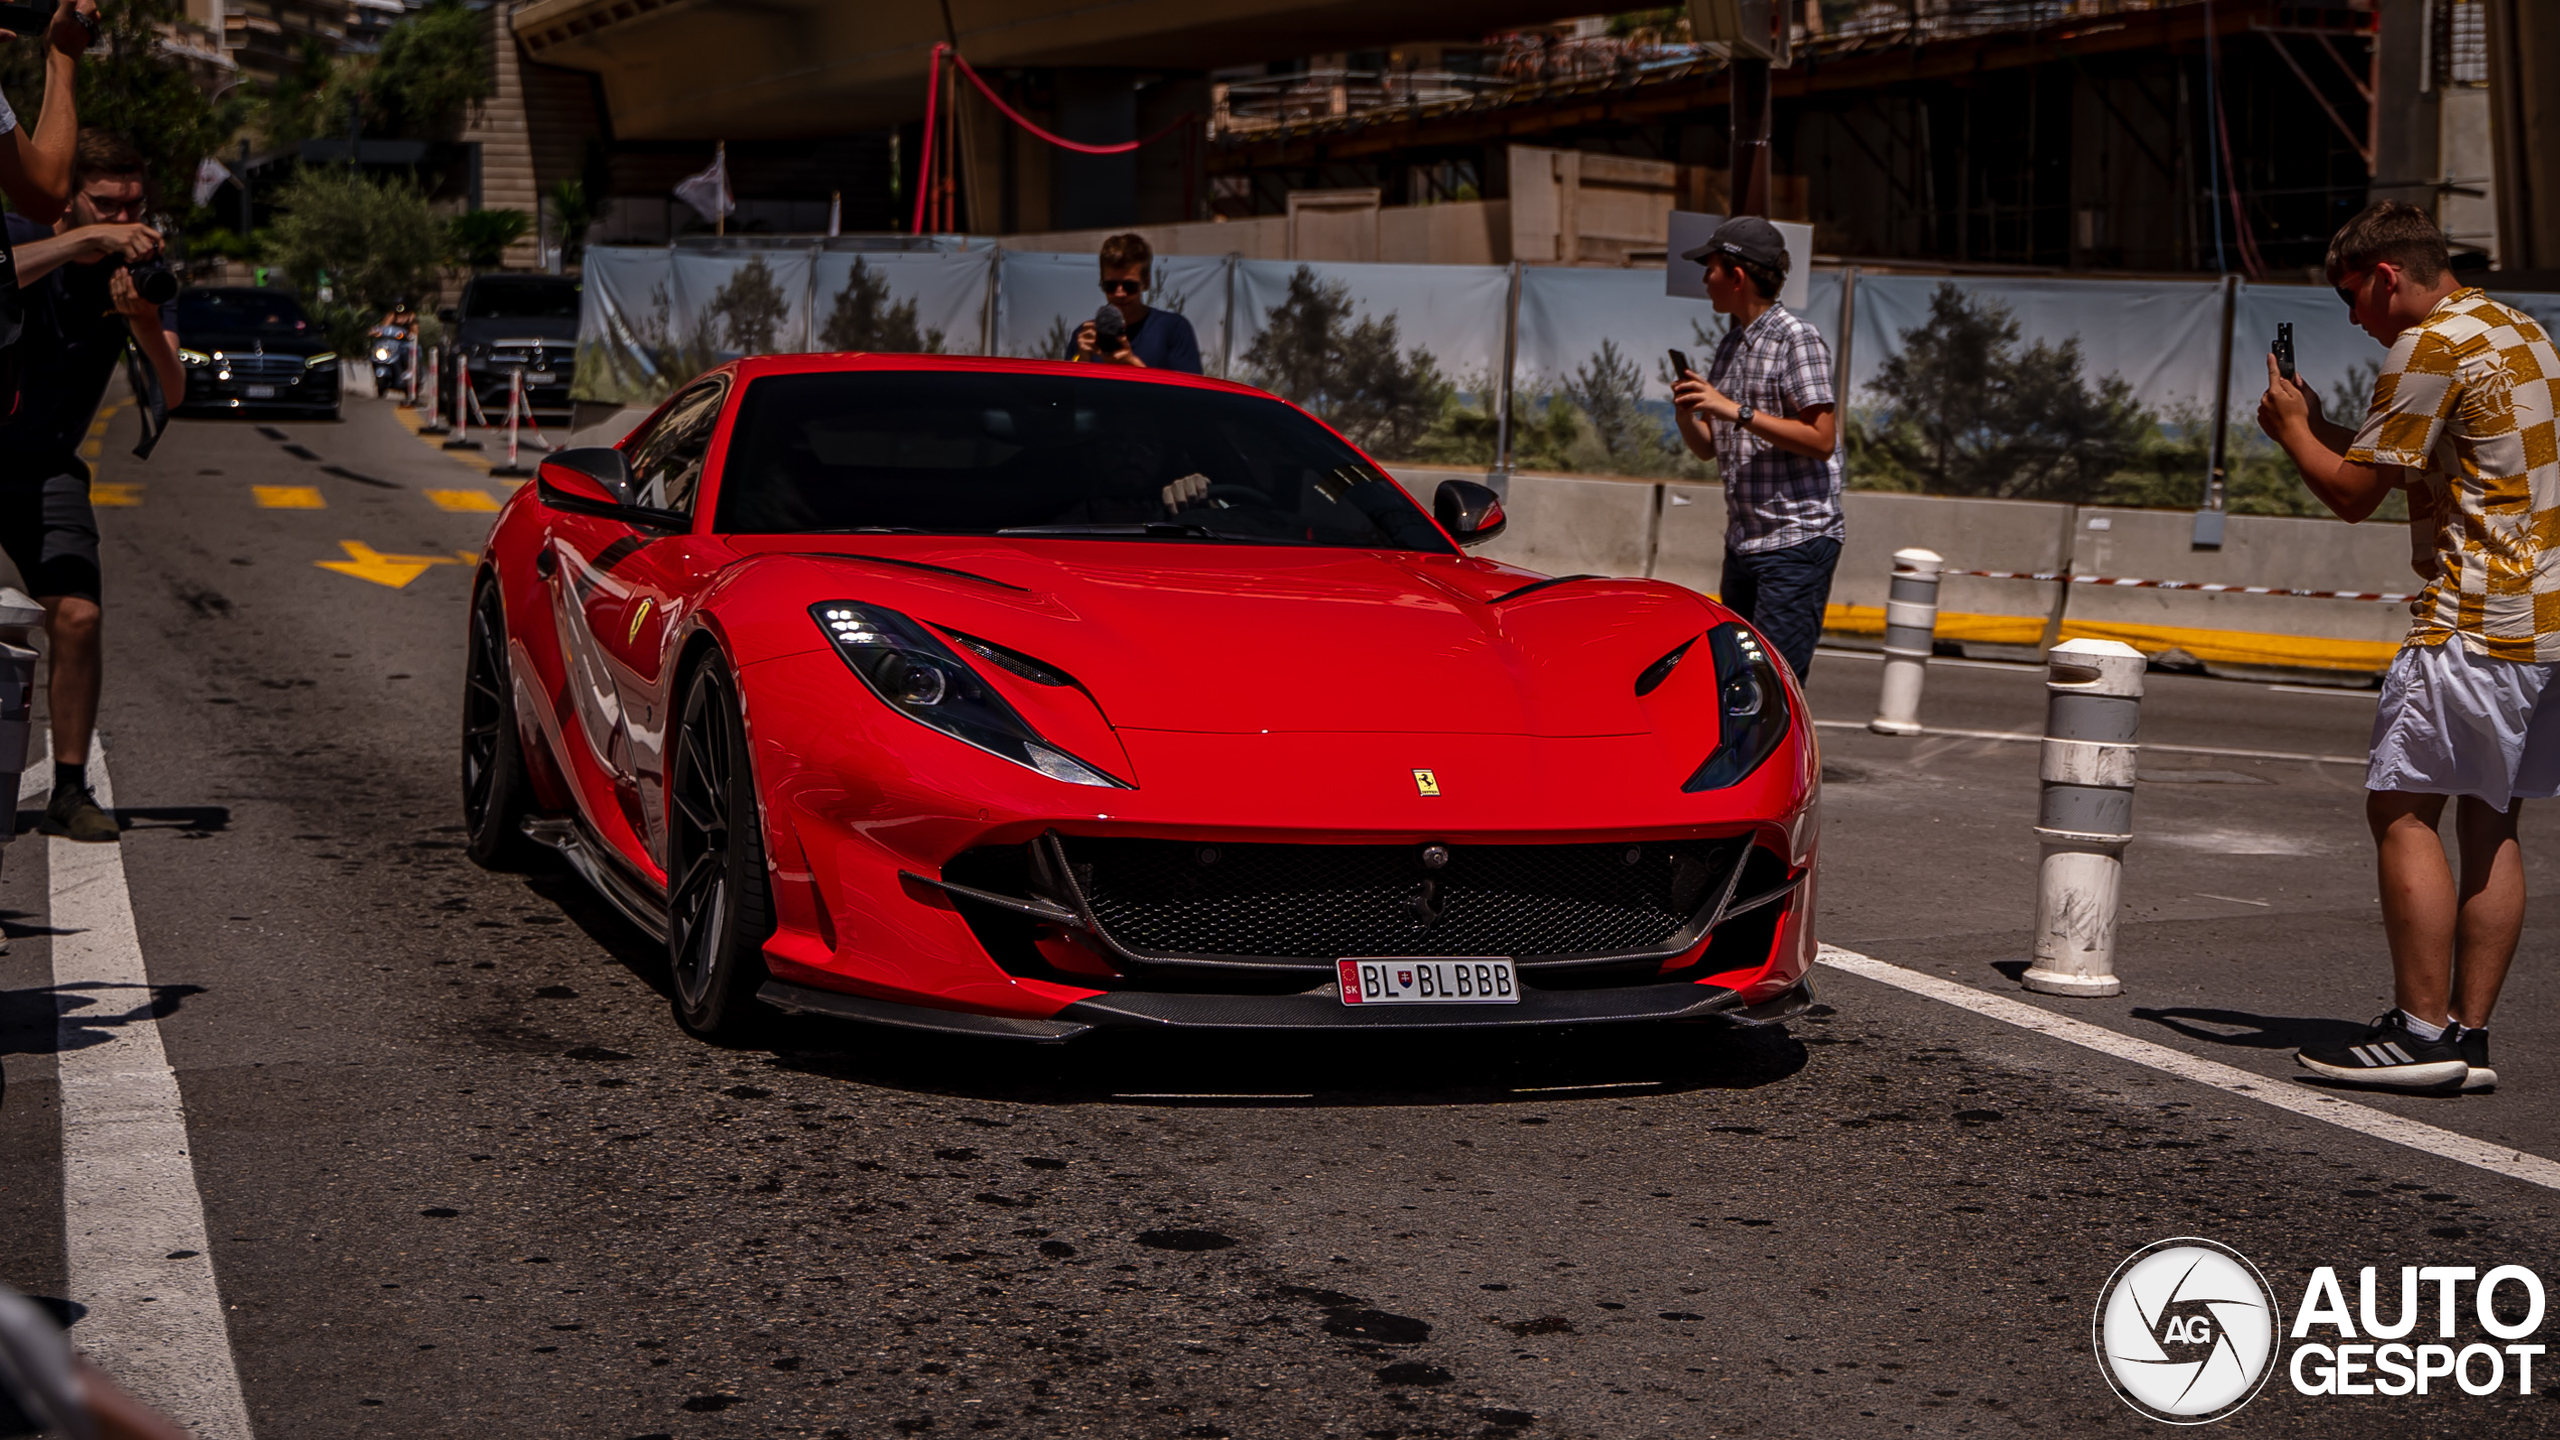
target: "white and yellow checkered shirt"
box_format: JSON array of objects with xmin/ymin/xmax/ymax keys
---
[{"xmin": 2347, "ymin": 288, "xmax": 2560, "ymax": 661}]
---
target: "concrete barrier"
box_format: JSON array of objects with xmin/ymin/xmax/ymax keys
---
[{"xmin": 1393, "ymin": 464, "xmax": 2414, "ymax": 677}]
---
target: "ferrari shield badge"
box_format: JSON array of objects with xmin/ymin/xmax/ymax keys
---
[
  {"xmin": 626, "ymin": 598, "xmax": 655, "ymax": 645},
  {"xmin": 1412, "ymin": 768, "xmax": 1441, "ymax": 797}
]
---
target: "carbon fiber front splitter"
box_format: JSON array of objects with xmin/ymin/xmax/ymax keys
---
[{"xmin": 755, "ymin": 974, "xmax": 1816, "ymax": 1042}]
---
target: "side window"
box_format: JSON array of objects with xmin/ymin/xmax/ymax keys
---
[{"xmin": 626, "ymin": 382, "xmax": 727, "ymax": 515}]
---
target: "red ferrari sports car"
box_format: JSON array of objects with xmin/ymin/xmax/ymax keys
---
[{"xmin": 462, "ymin": 354, "xmax": 1819, "ymax": 1040}]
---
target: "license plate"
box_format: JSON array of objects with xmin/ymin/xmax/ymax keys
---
[
  {"xmin": 527, "ymin": 371, "xmax": 555, "ymax": 383},
  {"xmin": 1336, "ymin": 957, "xmax": 1519, "ymax": 1006},
  {"xmin": 244, "ymin": 384, "xmax": 276, "ymax": 398}
]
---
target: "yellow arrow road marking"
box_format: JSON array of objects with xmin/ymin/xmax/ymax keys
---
[
  {"xmin": 315, "ymin": 540, "xmax": 463, "ymax": 588},
  {"xmin": 91, "ymin": 483, "xmax": 142, "ymax": 507},
  {"xmin": 254, "ymin": 485, "xmax": 327, "ymax": 509},
  {"xmin": 424, "ymin": 488, "xmax": 500, "ymax": 512}
]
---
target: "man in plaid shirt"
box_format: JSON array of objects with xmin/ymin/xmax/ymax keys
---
[{"xmin": 1670, "ymin": 216, "xmax": 1843, "ymax": 680}]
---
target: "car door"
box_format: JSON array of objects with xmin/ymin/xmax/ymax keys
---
[
  {"xmin": 597, "ymin": 378, "xmax": 731, "ymax": 860},
  {"xmin": 543, "ymin": 379, "xmax": 726, "ymax": 855}
]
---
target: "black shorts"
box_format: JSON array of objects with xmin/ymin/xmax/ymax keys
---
[{"xmin": 0, "ymin": 467, "xmax": 100, "ymax": 603}]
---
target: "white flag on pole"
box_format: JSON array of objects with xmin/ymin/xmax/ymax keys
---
[
  {"xmin": 673, "ymin": 147, "xmax": 733, "ymax": 224},
  {"xmin": 192, "ymin": 157, "xmax": 233, "ymax": 208}
]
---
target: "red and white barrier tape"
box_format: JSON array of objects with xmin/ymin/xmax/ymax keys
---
[{"xmin": 1945, "ymin": 568, "xmax": 2415, "ymax": 604}]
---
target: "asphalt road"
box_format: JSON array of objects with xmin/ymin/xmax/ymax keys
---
[{"xmin": 5, "ymin": 397, "xmax": 2560, "ymax": 1438}]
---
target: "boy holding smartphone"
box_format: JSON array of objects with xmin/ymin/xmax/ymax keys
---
[
  {"xmin": 1669, "ymin": 216, "xmax": 1843, "ymax": 680},
  {"xmin": 2258, "ymin": 201, "xmax": 2560, "ymax": 1093}
]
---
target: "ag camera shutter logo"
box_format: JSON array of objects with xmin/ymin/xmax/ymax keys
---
[{"xmin": 2095, "ymin": 1238, "xmax": 2282, "ymax": 1423}]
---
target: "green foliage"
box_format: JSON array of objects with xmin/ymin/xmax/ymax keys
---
[
  {"xmin": 1850, "ymin": 282, "xmax": 2154, "ymax": 503},
  {"xmin": 258, "ymin": 33, "xmax": 349, "ymax": 148},
  {"xmin": 370, "ymin": 0, "xmax": 493, "ymax": 139},
  {"xmin": 263, "ymin": 168, "xmax": 442, "ymax": 314},
  {"xmin": 446, "ymin": 208, "xmax": 529, "ymax": 270},
  {"xmin": 821, "ymin": 258, "xmax": 945, "ymax": 353},
  {"xmin": 0, "ymin": 0, "xmax": 241, "ymax": 209},
  {"xmin": 305, "ymin": 299, "xmax": 377, "ymax": 358},
  {"xmin": 708, "ymin": 257, "xmax": 792, "ymax": 355},
  {"xmin": 1242, "ymin": 265, "xmax": 1447, "ymax": 458},
  {"xmin": 545, "ymin": 178, "xmax": 599, "ymax": 265}
]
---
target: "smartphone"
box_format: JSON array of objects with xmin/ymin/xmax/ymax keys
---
[
  {"xmin": 1668, "ymin": 348, "xmax": 1695, "ymax": 381},
  {"xmin": 2274, "ymin": 322, "xmax": 2296, "ymax": 382}
]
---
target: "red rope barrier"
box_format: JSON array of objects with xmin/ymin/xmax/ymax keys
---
[{"xmin": 913, "ymin": 41, "xmax": 1198, "ymax": 233}]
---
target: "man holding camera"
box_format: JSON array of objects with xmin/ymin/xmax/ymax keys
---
[
  {"xmin": 1071, "ymin": 233, "xmax": 1202, "ymax": 373},
  {"xmin": 1670, "ymin": 215, "xmax": 1842, "ymax": 682},
  {"xmin": 0, "ymin": 129, "xmax": 183, "ymax": 842}
]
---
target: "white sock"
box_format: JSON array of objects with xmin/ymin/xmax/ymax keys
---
[{"xmin": 2398, "ymin": 1010, "xmax": 2449, "ymax": 1042}]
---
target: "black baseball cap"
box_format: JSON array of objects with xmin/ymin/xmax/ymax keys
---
[{"xmin": 1682, "ymin": 215, "xmax": 1788, "ymax": 272}]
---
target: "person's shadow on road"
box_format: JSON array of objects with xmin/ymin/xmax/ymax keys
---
[{"xmin": 2131, "ymin": 1006, "xmax": 2370, "ymax": 1052}]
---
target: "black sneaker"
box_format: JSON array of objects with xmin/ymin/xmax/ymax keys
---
[
  {"xmin": 2297, "ymin": 1012, "xmax": 2468, "ymax": 1092},
  {"xmin": 40, "ymin": 782, "xmax": 119, "ymax": 843},
  {"xmin": 2455, "ymin": 1026, "xmax": 2497, "ymax": 1093}
]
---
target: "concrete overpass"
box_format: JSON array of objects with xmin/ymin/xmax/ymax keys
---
[{"xmin": 512, "ymin": 0, "xmax": 1576, "ymax": 142}]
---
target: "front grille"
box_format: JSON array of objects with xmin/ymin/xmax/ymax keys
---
[
  {"xmin": 1054, "ymin": 835, "xmax": 1749, "ymax": 967},
  {"xmin": 216, "ymin": 354, "xmax": 310, "ymax": 381}
]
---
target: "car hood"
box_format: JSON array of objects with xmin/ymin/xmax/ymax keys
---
[
  {"xmin": 186, "ymin": 329, "xmax": 331, "ymax": 357},
  {"xmin": 459, "ymin": 317, "xmax": 577, "ymax": 346},
  {"xmin": 717, "ymin": 539, "xmax": 1729, "ymax": 739}
]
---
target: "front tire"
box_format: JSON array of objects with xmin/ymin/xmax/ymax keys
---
[
  {"xmin": 462, "ymin": 578, "xmax": 538, "ymax": 869},
  {"xmin": 666, "ymin": 662, "xmax": 774, "ymax": 1038}
]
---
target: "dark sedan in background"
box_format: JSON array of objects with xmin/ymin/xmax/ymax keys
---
[
  {"xmin": 446, "ymin": 273, "xmax": 579, "ymax": 423},
  {"xmin": 172, "ymin": 288, "xmax": 343, "ymax": 421}
]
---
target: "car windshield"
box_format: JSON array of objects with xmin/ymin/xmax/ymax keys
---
[
  {"xmin": 714, "ymin": 370, "xmax": 1453, "ymax": 553},
  {"xmin": 464, "ymin": 280, "xmax": 580, "ymax": 319},
  {"xmin": 176, "ymin": 291, "xmax": 310, "ymax": 336}
]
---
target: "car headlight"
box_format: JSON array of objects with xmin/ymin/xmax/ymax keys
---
[
  {"xmin": 305, "ymin": 352, "xmax": 337, "ymax": 368},
  {"xmin": 1681, "ymin": 622, "xmax": 1792, "ymax": 792},
  {"xmin": 810, "ymin": 602, "xmax": 1126, "ymax": 788},
  {"xmin": 178, "ymin": 348, "xmax": 210, "ymax": 366}
]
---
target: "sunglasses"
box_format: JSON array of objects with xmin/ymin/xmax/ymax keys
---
[{"xmin": 1101, "ymin": 278, "xmax": 1144, "ymax": 295}]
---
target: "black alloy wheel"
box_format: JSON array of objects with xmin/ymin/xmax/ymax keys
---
[
  {"xmin": 461, "ymin": 578, "xmax": 537, "ymax": 869},
  {"xmin": 666, "ymin": 662, "xmax": 774, "ymax": 1037}
]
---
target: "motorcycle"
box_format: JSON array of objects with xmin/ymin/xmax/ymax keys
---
[{"xmin": 369, "ymin": 321, "xmax": 416, "ymax": 399}]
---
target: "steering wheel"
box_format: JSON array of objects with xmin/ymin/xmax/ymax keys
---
[{"xmin": 1201, "ymin": 484, "xmax": 1277, "ymax": 510}]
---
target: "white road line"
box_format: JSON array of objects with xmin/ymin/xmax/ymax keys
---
[
  {"xmin": 1815, "ymin": 945, "xmax": 2560, "ymax": 1193},
  {"xmin": 1810, "ymin": 718, "xmax": 2364, "ymax": 766},
  {"xmin": 45, "ymin": 736, "xmax": 255, "ymax": 1438}
]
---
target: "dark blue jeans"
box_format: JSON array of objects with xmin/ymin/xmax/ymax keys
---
[{"xmin": 1720, "ymin": 536, "xmax": 1842, "ymax": 680}]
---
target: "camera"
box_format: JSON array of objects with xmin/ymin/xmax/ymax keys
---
[
  {"xmin": 1090, "ymin": 303, "xmax": 1127, "ymax": 357},
  {"xmin": 121, "ymin": 257, "xmax": 178, "ymax": 306}
]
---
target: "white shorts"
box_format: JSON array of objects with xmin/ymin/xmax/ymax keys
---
[{"xmin": 2368, "ymin": 641, "xmax": 2560, "ymax": 810}]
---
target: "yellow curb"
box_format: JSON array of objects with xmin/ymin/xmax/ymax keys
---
[{"xmin": 1820, "ymin": 603, "xmax": 2400, "ymax": 672}]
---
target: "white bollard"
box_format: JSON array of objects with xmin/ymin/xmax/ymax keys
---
[
  {"xmin": 2020, "ymin": 637, "xmax": 2145, "ymax": 998},
  {"xmin": 1869, "ymin": 546, "xmax": 1942, "ymax": 735},
  {"xmin": 443, "ymin": 353, "xmax": 481, "ymax": 450},
  {"xmin": 420, "ymin": 347, "xmax": 447, "ymax": 434},
  {"xmin": 490, "ymin": 368, "xmax": 531, "ymax": 477}
]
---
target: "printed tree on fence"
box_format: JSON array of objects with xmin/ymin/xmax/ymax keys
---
[
  {"xmin": 1853, "ymin": 282, "xmax": 2152, "ymax": 503},
  {"xmin": 822, "ymin": 257, "xmax": 946, "ymax": 354},
  {"xmin": 709, "ymin": 257, "xmax": 792, "ymax": 356},
  {"xmin": 1242, "ymin": 266, "xmax": 1446, "ymax": 458}
]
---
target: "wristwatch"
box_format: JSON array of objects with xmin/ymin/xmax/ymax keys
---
[{"xmin": 1732, "ymin": 403, "xmax": 1756, "ymax": 427}]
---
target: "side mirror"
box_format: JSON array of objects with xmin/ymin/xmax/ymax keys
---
[
  {"xmin": 1434, "ymin": 479, "xmax": 1507, "ymax": 547},
  {"xmin": 536, "ymin": 448, "xmax": 686, "ymax": 531},
  {"xmin": 437, "ymin": 306, "xmax": 459, "ymax": 326}
]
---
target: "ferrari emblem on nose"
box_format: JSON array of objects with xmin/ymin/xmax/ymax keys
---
[{"xmin": 1412, "ymin": 768, "xmax": 1440, "ymax": 797}]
